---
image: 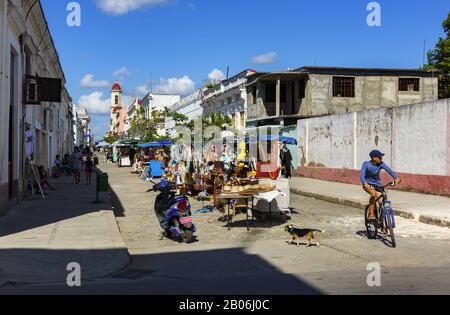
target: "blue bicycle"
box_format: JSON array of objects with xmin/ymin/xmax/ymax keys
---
[{"xmin": 365, "ymin": 182, "xmax": 397, "ymax": 248}]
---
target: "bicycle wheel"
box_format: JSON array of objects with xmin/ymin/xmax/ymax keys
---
[
  {"xmin": 365, "ymin": 205, "xmax": 378, "ymax": 239},
  {"xmin": 384, "ymin": 208, "xmax": 396, "ymax": 248}
]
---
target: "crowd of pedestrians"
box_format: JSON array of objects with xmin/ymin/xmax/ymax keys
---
[{"xmin": 51, "ymin": 145, "xmax": 96, "ymax": 186}]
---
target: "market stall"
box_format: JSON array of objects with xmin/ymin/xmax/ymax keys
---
[
  {"xmin": 245, "ymin": 135, "xmax": 298, "ymax": 179},
  {"xmin": 138, "ymin": 140, "xmax": 172, "ymax": 178}
]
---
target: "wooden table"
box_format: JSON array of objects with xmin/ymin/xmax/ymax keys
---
[
  {"xmin": 216, "ymin": 193, "xmax": 255, "ymax": 231},
  {"xmin": 217, "ymin": 189, "xmax": 287, "ymax": 231}
]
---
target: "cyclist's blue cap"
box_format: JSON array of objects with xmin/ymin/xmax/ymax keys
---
[{"xmin": 370, "ymin": 150, "xmax": 385, "ymax": 158}]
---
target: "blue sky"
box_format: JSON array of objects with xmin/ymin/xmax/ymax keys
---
[{"xmin": 41, "ymin": 0, "xmax": 450, "ymax": 140}]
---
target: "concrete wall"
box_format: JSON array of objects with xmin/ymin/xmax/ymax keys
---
[
  {"xmin": 297, "ymin": 99, "xmax": 450, "ymax": 196},
  {"xmin": 301, "ymin": 74, "xmax": 439, "ymax": 117}
]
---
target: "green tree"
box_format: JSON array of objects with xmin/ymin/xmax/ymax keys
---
[
  {"xmin": 128, "ymin": 107, "xmax": 160, "ymax": 142},
  {"xmin": 103, "ymin": 134, "xmax": 119, "ymax": 144},
  {"xmin": 425, "ymin": 11, "xmax": 450, "ymax": 99}
]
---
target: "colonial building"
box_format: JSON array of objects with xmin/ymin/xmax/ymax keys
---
[
  {"xmin": 115, "ymin": 106, "xmax": 129, "ymax": 135},
  {"xmin": 124, "ymin": 97, "xmax": 142, "ymax": 135},
  {"xmin": 165, "ymin": 88, "xmax": 204, "ymax": 136},
  {"xmin": 202, "ymin": 69, "xmax": 256, "ymax": 130},
  {"xmin": 74, "ymin": 107, "xmax": 91, "ymax": 147},
  {"xmin": 0, "ymin": 0, "xmax": 73, "ymax": 215},
  {"xmin": 246, "ymin": 66, "xmax": 440, "ymax": 128},
  {"xmin": 140, "ymin": 92, "xmax": 180, "ymax": 137}
]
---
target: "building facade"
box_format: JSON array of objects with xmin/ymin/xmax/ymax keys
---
[
  {"xmin": 246, "ymin": 66, "xmax": 440, "ymax": 128},
  {"xmin": 0, "ymin": 0, "xmax": 73, "ymax": 216},
  {"xmin": 74, "ymin": 107, "xmax": 91, "ymax": 147},
  {"xmin": 202, "ymin": 69, "xmax": 256, "ymax": 130},
  {"xmin": 140, "ymin": 92, "xmax": 180, "ymax": 137},
  {"xmin": 165, "ymin": 89, "xmax": 204, "ymax": 136}
]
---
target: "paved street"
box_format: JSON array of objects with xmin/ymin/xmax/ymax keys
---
[
  {"xmin": 0, "ymin": 170, "xmax": 128, "ymax": 287},
  {"xmin": 2, "ymin": 162, "xmax": 450, "ymax": 295}
]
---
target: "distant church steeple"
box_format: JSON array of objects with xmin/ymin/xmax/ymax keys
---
[{"xmin": 110, "ymin": 81, "xmax": 123, "ymax": 134}]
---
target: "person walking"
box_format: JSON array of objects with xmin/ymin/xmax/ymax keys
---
[
  {"xmin": 85, "ymin": 155, "xmax": 94, "ymax": 185},
  {"xmin": 71, "ymin": 146, "xmax": 82, "ymax": 184}
]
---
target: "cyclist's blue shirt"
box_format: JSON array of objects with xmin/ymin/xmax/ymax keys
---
[{"xmin": 360, "ymin": 161, "xmax": 397, "ymax": 187}]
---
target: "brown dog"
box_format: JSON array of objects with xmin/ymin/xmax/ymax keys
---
[{"xmin": 285, "ymin": 224, "xmax": 324, "ymax": 248}]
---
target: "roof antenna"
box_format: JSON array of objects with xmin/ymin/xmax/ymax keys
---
[
  {"xmin": 150, "ymin": 73, "xmax": 153, "ymax": 93},
  {"xmin": 422, "ymin": 39, "xmax": 426, "ymax": 66}
]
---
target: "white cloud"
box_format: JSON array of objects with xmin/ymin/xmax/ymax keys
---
[
  {"xmin": 251, "ymin": 52, "xmax": 278, "ymax": 65},
  {"xmin": 133, "ymin": 83, "xmax": 152, "ymax": 96},
  {"xmin": 80, "ymin": 74, "xmax": 110, "ymax": 88},
  {"xmin": 113, "ymin": 67, "xmax": 132, "ymax": 79},
  {"xmin": 133, "ymin": 76, "xmax": 195, "ymax": 97},
  {"xmin": 77, "ymin": 92, "xmax": 110, "ymax": 114},
  {"xmin": 154, "ymin": 76, "xmax": 195, "ymax": 95},
  {"xmin": 97, "ymin": 0, "xmax": 168, "ymax": 15},
  {"xmin": 208, "ymin": 69, "xmax": 226, "ymax": 81}
]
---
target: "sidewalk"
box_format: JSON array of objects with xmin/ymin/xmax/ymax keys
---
[
  {"xmin": 290, "ymin": 177, "xmax": 450, "ymax": 228},
  {"xmin": 0, "ymin": 171, "xmax": 129, "ymax": 287}
]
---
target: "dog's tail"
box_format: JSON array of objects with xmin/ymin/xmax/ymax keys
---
[{"xmin": 315, "ymin": 230, "xmax": 325, "ymax": 234}]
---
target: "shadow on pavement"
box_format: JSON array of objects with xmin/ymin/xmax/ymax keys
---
[
  {"xmin": 0, "ymin": 247, "xmax": 129, "ymax": 285},
  {"xmin": 0, "ymin": 176, "xmax": 112, "ymax": 238},
  {"xmin": 356, "ymin": 230, "xmax": 395, "ymax": 248},
  {"xmin": 0, "ymin": 247, "xmax": 323, "ymax": 295}
]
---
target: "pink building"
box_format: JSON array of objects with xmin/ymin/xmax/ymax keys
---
[{"xmin": 116, "ymin": 107, "xmax": 129, "ymax": 135}]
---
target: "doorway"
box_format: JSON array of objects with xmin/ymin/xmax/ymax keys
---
[{"xmin": 8, "ymin": 50, "xmax": 17, "ymax": 199}]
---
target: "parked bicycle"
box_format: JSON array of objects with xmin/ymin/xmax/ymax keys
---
[{"xmin": 365, "ymin": 181, "xmax": 397, "ymax": 248}]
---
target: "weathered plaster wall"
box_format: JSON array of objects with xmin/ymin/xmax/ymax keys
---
[
  {"xmin": 393, "ymin": 100, "xmax": 448, "ymax": 175},
  {"xmin": 298, "ymin": 99, "xmax": 450, "ymax": 196},
  {"xmin": 305, "ymin": 74, "xmax": 439, "ymax": 117}
]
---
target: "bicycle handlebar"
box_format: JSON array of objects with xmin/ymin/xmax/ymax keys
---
[{"xmin": 384, "ymin": 181, "xmax": 397, "ymax": 189}]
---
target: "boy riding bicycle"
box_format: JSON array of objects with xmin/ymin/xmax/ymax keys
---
[{"xmin": 360, "ymin": 150, "xmax": 401, "ymax": 224}]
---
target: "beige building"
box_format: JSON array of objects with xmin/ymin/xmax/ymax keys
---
[
  {"xmin": 246, "ymin": 66, "xmax": 440, "ymax": 127},
  {"xmin": 0, "ymin": 0, "xmax": 73, "ymax": 215},
  {"xmin": 202, "ymin": 69, "xmax": 256, "ymax": 130}
]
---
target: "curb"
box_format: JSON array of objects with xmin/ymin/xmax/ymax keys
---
[{"xmin": 291, "ymin": 188, "xmax": 450, "ymax": 229}]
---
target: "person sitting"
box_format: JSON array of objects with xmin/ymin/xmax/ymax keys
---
[
  {"xmin": 52, "ymin": 155, "xmax": 62, "ymax": 178},
  {"xmin": 38, "ymin": 166, "xmax": 55, "ymax": 190},
  {"xmin": 61, "ymin": 154, "xmax": 71, "ymax": 176}
]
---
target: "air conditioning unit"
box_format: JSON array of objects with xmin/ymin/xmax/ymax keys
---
[{"xmin": 24, "ymin": 75, "xmax": 62, "ymax": 105}]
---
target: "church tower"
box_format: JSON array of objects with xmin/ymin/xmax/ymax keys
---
[{"xmin": 110, "ymin": 81, "xmax": 123, "ymax": 134}]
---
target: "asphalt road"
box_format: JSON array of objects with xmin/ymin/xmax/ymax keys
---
[{"xmin": 2, "ymin": 164, "xmax": 450, "ymax": 295}]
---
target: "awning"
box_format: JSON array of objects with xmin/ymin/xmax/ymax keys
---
[
  {"xmin": 96, "ymin": 141, "xmax": 110, "ymax": 148},
  {"xmin": 245, "ymin": 135, "xmax": 297, "ymax": 145},
  {"xmin": 139, "ymin": 140, "xmax": 173, "ymax": 148}
]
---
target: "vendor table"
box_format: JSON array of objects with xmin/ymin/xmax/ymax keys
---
[
  {"xmin": 217, "ymin": 189, "xmax": 287, "ymax": 231},
  {"xmin": 217, "ymin": 193, "xmax": 254, "ymax": 231}
]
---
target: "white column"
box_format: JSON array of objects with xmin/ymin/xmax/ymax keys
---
[{"xmin": 276, "ymin": 77, "xmax": 281, "ymax": 117}]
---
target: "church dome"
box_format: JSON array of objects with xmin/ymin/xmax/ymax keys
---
[{"xmin": 112, "ymin": 81, "xmax": 122, "ymax": 92}]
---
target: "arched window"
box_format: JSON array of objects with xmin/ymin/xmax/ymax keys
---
[{"xmin": 115, "ymin": 95, "xmax": 119, "ymax": 105}]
